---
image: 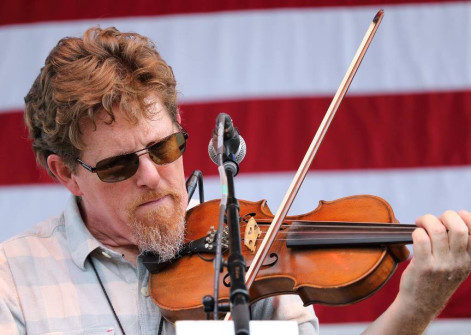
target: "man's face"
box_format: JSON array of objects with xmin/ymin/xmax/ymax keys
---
[{"xmin": 72, "ymin": 99, "xmax": 188, "ymax": 260}]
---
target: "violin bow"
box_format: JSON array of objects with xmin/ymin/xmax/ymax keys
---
[{"xmin": 224, "ymin": 9, "xmax": 385, "ymax": 320}]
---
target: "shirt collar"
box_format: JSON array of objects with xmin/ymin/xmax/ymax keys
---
[{"xmin": 64, "ymin": 196, "xmax": 102, "ymax": 270}]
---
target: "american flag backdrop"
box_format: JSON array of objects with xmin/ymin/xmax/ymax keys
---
[{"xmin": 1, "ymin": 0, "xmax": 471, "ymax": 333}]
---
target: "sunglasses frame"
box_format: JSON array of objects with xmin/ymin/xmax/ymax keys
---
[{"xmin": 76, "ymin": 130, "xmax": 188, "ymax": 182}]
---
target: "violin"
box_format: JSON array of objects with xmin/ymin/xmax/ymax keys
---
[
  {"xmin": 143, "ymin": 9, "xmax": 413, "ymax": 323},
  {"xmin": 146, "ymin": 194, "xmax": 413, "ymax": 322}
]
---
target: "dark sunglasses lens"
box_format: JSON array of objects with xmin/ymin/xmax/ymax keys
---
[
  {"xmin": 91, "ymin": 131, "xmax": 186, "ymax": 183},
  {"xmin": 148, "ymin": 132, "xmax": 187, "ymax": 165},
  {"xmin": 95, "ymin": 154, "xmax": 139, "ymax": 182}
]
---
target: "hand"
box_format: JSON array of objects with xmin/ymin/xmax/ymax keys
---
[
  {"xmin": 362, "ymin": 210, "xmax": 471, "ymax": 335},
  {"xmin": 398, "ymin": 210, "xmax": 471, "ymax": 317}
]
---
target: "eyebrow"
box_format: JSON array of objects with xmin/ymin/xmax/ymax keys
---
[{"xmin": 103, "ymin": 131, "xmax": 177, "ymax": 159}]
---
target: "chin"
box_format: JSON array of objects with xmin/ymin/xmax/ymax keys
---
[
  {"xmin": 126, "ymin": 193, "xmax": 186, "ymax": 262},
  {"xmin": 132, "ymin": 217, "xmax": 185, "ymax": 262}
]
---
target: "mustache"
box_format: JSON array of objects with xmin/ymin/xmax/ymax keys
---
[{"xmin": 131, "ymin": 191, "xmax": 170, "ymax": 206}]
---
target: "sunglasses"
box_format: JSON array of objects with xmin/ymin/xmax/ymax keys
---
[{"xmin": 76, "ymin": 130, "xmax": 188, "ymax": 183}]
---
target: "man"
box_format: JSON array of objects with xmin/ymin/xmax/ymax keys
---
[{"xmin": 0, "ymin": 26, "xmax": 470, "ymax": 335}]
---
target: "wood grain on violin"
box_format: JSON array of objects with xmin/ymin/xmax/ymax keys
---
[{"xmin": 146, "ymin": 195, "xmax": 412, "ymax": 322}]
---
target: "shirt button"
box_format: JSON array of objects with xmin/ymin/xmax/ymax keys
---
[{"xmin": 141, "ymin": 286, "xmax": 150, "ymax": 297}]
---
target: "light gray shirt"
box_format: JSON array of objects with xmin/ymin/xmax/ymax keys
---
[{"xmin": 0, "ymin": 196, "xmax": 318, "ymax": 334}]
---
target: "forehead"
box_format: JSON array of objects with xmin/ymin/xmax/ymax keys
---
[{"xmin": 80, "ymin": 100, "xmax": 175, "ymax": 158}]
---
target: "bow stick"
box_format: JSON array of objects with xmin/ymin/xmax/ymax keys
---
[{"xmin": 225, "ymin": 9, "xmax": 385, "ymax": 321}]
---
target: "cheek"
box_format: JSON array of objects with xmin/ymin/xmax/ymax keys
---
[
  {"xmin": 78, "ymin": 177, "xmax": 134, "ymax": 212},
  {"xmin": 102, "ymin": 184, "xmax": 137, "ymax": 209},
  {"xmin": 161, "ymin": 161, "xmax": 187, "ymax": 199},
  {"xmin": 161, "ymin": 160, "xmax": 185, "ymax": 184}
]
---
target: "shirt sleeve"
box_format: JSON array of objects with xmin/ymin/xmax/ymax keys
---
[
  {"xmin": 0, "ymin": 246, "xmax": 25, "ymax": 335},
  {"xmin": 251, "ymin": 295, "xmax": 319, "ymax": 335},
  {"xmin": 271, "ymin": 295, "xmax": 319, "ymax": 335}
]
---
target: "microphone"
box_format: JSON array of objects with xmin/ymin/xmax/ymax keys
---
[{"xmin": 208, "ymin": 113, "xmax": 246, "ymax": 165}]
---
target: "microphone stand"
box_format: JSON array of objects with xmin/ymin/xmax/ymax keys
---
[
  {"xmin": 224, "ymin": 157, "xmax": 250, "ymax": 335},
  {"xmin": 205, "ymin": 113, "xmax": 250, "ymax": 335},
  {"xmin": 186, "ymin": 170, "xmax": 204, "ymax": 205}
]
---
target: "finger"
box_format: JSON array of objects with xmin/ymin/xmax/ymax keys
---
[
  {"xmin": 458, "ymin": 210, "xmax": 471, "ymax": 232},
  {"xmin": 415, "ymin": 214, "xmax": 449, "ymax": 258},
  {"xmin": 439, "ymin": 210, "xmax": 468, "ymax": 255},
  {"xmin": 457, "ymin": 210, "xmax": 471, "ymax": 254},
  {"xmin": 411, "ymin": 226, "xmax": 432, "ymax": 264}
]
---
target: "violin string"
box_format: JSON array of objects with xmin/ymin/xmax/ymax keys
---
[
  {"xmin": 255, "ymin": 231, "xmax": 414, "ymax": 238},
  {"xmin": 256, "ymin": 229, "xmax": 416, "ymax": 235},
  {"xmin": 255, "ymin": 236, "xmax": 414, "ymax": 241},
  {"xmin": 255, "ymin": 237, "xmax": 412, "ymax": 241},
  {"xmin": 237, "ymin": 221, "xmax": 416, "ymax": 243},
  {"xmin": 238, "ymin": 222, "xmax": 416, "ymax": 229},
  {"xmin": 252, "ymin": 228, "xmax": 416, "ymax": 232},
  {"xmin": 239, "ymin": 219, "xmax": 406, "ymax": 223},
  {"xmin": 238, "ymin": 226, "xmax": 416, "ymax": 234},
  {"xmin": 245, "ymin": 230, "xmax": 415, "ymax": 242},
  {"xmin": 256, "ymin": 231, "xmax": 415, "ymax": 236}
]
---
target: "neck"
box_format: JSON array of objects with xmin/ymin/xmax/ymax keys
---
[{"xmin": 78, "ymin": 198, "xmax": 140, "ymax": 265}]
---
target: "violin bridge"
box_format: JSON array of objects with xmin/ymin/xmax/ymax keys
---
[{"xmin": 244, "ymin": 217, "xmax": 261, "ymax": 253}]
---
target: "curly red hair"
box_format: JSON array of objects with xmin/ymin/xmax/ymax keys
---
[{"xmin": 24, "ymin": 26, "xmax": 179, "ymax": 175}]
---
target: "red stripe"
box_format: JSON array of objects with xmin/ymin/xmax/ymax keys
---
[
  {"xmin": 0, "ymin": 112, "xmax": 52, "ymax": 185},
  {"xmin": 315, "ymin": 259, "xmax": 471, "ymax": 322},
  {"xmin": 2, "ymin": 90, "xmax": 471, "ymax": 186},
  {"xmin": 182, "ymin": 90, "xmax": 471, "ymax": 176},
  {"xmin": 0, "ymin": 0, "xmax": 462, "ymax": 27}
]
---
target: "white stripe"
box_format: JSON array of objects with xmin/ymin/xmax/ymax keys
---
[
  {"xmin": 2, "ymin": 166, "xmax": 471, "ymax": 241},
  {"xmin": 1, "ymin": 2, "xmax": 470, "ymax": 112},
  {"xmin": 320, "ymin": 319, "xmax": 471, "ymax": 335},
  {"xmin": 0, "ymin": 184, "xmax": 69, "ymax": 240}
]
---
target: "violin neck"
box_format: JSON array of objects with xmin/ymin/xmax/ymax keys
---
[{"xmin": 286, "ymin": 221, "xmax": 415, "ymax": 249}]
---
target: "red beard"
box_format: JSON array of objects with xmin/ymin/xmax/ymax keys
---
[{"xmin": 126, "ymin": 190, "xmax": 186, "ymax": 261}]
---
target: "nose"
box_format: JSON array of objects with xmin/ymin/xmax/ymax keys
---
[{"xmin": 134, "ymin": 153, "xmax": 161, "ymax": 189}]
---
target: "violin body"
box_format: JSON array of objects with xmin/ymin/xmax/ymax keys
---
[{"xmin": 148, "ymin": 194, "xmax": 410, "ymax": 322}]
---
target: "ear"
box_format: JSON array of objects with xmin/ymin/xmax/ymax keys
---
[
  {"xmin": 47, "ymin": 155, "xmax": 83, "ymax": 196},
  {"xmin": 176, "ymin": 113, "xmax": 182, "ymax": 124}
]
